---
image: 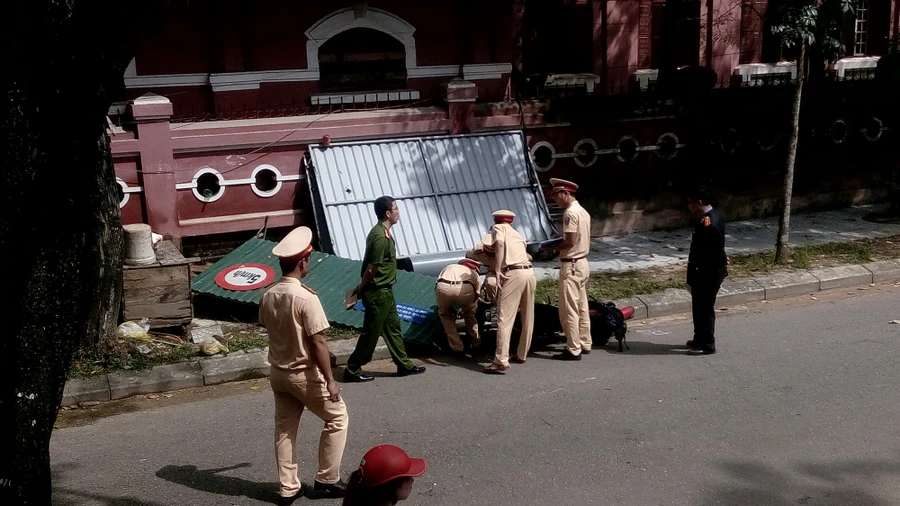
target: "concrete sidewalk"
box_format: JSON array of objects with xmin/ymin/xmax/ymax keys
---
[{"xmin": 534, "ymin": 204, "xmax": 900, "ymax": 280}]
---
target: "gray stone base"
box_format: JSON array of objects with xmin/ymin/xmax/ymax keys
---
[
  {"xmin": 864, "ymin": 259, "xmax": 900, "ymax": 282},
  {"xmin": 613, "ymin": 297, "xmax": 649, "ymax": 320},
  {"xmin": 328, "ymin": 338, "xmax": 389, "ymax": 366},
  {"xmin": 717, "ymin": 279, "xmax": 766, "ymax": 307},
  {"xmin": 756, "ymin": 271, "xmax": 821, "ymax": 299},
  {"xmin": 638, "ymin": 289, "xmax": 692, "ymax": 318},
  {"xmin": 61, "ymin": 375, "xmax": 111, "ymax": 406},
  {"xmin": 811, "ymin": 265, "xmax": 874, "ymax": 290},
  {"xmin": 201, "ymin": 353, "xmax": 270, "ymax": 385},
  {"xmin": 109, "ymin": 362, "xmax": 203, "ymax": 400}
]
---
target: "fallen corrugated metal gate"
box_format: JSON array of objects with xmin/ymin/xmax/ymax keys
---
[
  {"xmin": 306, "ymin": 131, "xmax": 557, "ymax": 276},
  {"xmin": 190, "ymin": 237, "xmax": 441, "ymax": 344}
]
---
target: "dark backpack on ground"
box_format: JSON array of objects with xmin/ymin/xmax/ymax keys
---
[{"xmin": 588, "ymin": 300, "xmax": 629, "ymax": 352}]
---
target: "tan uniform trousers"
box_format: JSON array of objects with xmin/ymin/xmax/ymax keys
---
[
  {"xmin": 435, "ymin": 281, "xmax": 479, "ymax": 352},
  {"xmin": 493, "ymin": 268, "xmax": 536, "ymax": 366},
  {"xmin": 559, "ymin": 258, "xmax": 592, "ymax": 355},
  {"xmin": 270, "ymin": 368, "xmax": 348, "ymax": 497},
  {"xmin": 483, "ymin": 273, "xmax": 498, "ymax": 303}
]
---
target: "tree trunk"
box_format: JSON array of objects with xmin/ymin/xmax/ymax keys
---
[
  {"xmin": 775, "ymin": 43, "xmax": 806, "ymax": 264},
  {"xmin": 1, "ymin": 3, "xmax": 160, "ymax": 503}
]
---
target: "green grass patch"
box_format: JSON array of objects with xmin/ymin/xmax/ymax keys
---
[
  {"xmin": 68, "ymin": 344, "xmax": 201, "ymax": 380},
  {"xmin": 728, "ymin": 240, "xmax": 875, "ymax": 276},
  {"xmin": 325, "ymin": 323, "xmax": 359, "ymax": 340},
  {"xmin": 590, "ymin": 271, "xmax": 686, "ymax": 301},
  {"xmin": 536, "ymin": 270, "xmax": 686, "ymax": 305},
  {"xmin": 222, "ymin": 334, "xmax": 268, "ymax": 352}
]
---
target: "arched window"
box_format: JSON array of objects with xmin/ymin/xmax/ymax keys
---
[{"xmin": 318, "ymin": 28, "xmax": 407, "ymax": 93}]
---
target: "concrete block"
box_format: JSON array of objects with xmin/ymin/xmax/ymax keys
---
[
  {"xmin": 108, "ymin": 362, "xmax": 203, "ymax": 400},
  {"xmin": 810, "ymin": 264, "xmax": 874, "ymax": 290},
  {"xmin": 201, "ymin": 351, "xmax": 270, "ymax": 385},
  {"xmin": 328, "ymin": 338, "xmax": 388, "ymax": 366},
  {"xmin": 755, "ymin": 271, "xmax": 821, "ymax": 300},
  {"xmin": 716, "ymin": 279, "xmax": 766, "ymax": 307},
  {"xmin": 61, "ymin": 375, "xmax": 110, "ymax": 406},
  {"xmin": 637, "ymin": 288, "xmax": 692, "ymax": 318},
  {"xmin": 863, "ymin": 259, "xmax": 900, "ymax": 283},
  {"xmin": 612, "ymin": 297, "xmax": 648, "ymax": 320},
  {"xmin": 190, "ymin": 318, "xmax": 224, "ymax": 344}
]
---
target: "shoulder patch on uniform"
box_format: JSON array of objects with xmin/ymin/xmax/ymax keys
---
[
  {"xmin": 701, "ymin": 216, "xmax": 711, "ymax": 227},
  {"xmin": 302, "ymin": 284, "xmax": 318, "ymax": 295},
  {"xmin": 564, "ymin": 215, "xmax": 571, "ymax": 227}
]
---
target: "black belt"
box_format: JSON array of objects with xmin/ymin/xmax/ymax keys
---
[
  {"xmin": 503, "ymin": 264, "xmax": 532, "ymax": 272},
  {"xmin": 438, "ymin": 279, "xmax": 476, "ymax": 288},
  {"xmin": 560, "ymin": 256, "xmax": 586, "ymax": 263}
]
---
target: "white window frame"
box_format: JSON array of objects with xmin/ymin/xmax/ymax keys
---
[{"xmin": 854, "ymin": 0, "xmax": 869, "ymax": 56}]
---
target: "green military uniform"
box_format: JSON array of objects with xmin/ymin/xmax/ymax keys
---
[{"xmin": 346, "ymin": 222, "xmax": 416, "ymax": 375}]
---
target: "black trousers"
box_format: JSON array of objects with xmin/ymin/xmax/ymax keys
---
[{"xmin": 690, "ymin": 281, "xmax": 721, "ymax": 351}]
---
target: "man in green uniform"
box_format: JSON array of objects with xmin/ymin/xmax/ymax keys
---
[{"xmin": 344, "ymin": 196, "xmax": 426, "ymax": 383}]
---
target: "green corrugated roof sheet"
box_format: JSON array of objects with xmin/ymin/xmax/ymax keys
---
[{"xmin": 191, "ymin": 237, "xmax": 441, "ymax": 344}]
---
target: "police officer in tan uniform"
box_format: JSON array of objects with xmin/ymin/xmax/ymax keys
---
[
  {"xmin": 483, "ymin": 210, "xmax": 536, "ymax": 374},
  {"xmin": 465, "ymin": 233, "xmax": 498, "ymax": 303},
  {"xmin": 434, "ymin": 258, "xmax": 483, "ymax": 354},
  {"xmin": 547, "ymin": 178, "xmax": 593, "ymax": 360},
  {"xmin": 259, "ymin": 227, "xmax": 349, "ymax": 503}
]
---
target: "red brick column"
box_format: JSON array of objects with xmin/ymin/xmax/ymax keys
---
[{"xmin": 130, "ymin": 94, "xmax": 180, "ymax": 239}]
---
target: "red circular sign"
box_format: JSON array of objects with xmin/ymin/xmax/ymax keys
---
[{"xmin": 214, "ymin": 263, "xmax": 277, "ymax": 291}]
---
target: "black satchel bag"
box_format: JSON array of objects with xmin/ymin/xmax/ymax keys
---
[{"xmin": 588, "ymin": 300, "xmax": 630, "ymax": 352}]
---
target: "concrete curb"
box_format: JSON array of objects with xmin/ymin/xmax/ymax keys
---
[
  {"xmin": 61, "ymin": 259, "xmax": 899, "ymax": 406},
  {"xmin": 62, "ymin": 338, "xmax": 391, "ymax": 406}
]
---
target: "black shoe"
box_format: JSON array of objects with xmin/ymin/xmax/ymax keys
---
[
  {"xmin": 687, "ymin": 347, "xmax": 716, "ymax": 356},
  {"xmin": 276, "ymin": 489, "xmax": 304, "ymax": 505},
  {"xmin": 343, "ymin": 370, "xmax": 374, "ymax": 383},
  {"xmin": 310, "ymin": 480, "xmax": 347, "ymax": 499},
  {"xmin": 581, "ymin": 349, "xmax": 591, "ymax": 355},
  {"xmin": 552, "ymin": 351, "xmax": 582, "ymax": 361},
  {"xmin": 685, "ymin": 339, "xmax": 703, "ymax": 349},
  {"xmin": 397, "ymin": 365, "xmax": 426, "ymax": 377}
]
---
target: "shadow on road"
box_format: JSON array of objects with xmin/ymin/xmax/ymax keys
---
[
  {"xmin": 53, "ymin": 489, "xmax": 165, "ymax": 506},
  {"xmin": 700, "ymin": 456, "xmax": 900, "ymax": 506},
  {"xmin": 53, "ymin": 463, "xmax": 166, "ymax": 506},
  {"xmin": 599, "ymin": 340, "xmax": 687, "ymax": 356},
  {"xmin": 155, "ymin": 463, "xmax": 280, "ymax": 504}
]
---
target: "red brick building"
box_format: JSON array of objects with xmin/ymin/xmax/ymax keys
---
[{"xmin": 111, "ymin": 0, "xmax": 899, "ymax": 242}]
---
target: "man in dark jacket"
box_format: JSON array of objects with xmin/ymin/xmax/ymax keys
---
[{"xmin": 685, "ymin": 189, "xmax": 728, "ymax": 355}]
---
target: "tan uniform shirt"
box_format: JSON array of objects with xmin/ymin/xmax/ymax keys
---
[
  {"xmin": 491, "ymin": 223, "xmax": 530, "ymax": 270},
  {"xmin": 258, "ymin": 277, "xmax": 330, "ymax": 373},
  {"xmin": 466, "ymin": 245, "xmax": 496, "ymax": 271},
  {"xmin": 561, "ymin": 200, "xmax": 591, "ymax": 259},
  {"xmin": 437, "ymin": 264, "xmax": 482, "ymax": 293}
]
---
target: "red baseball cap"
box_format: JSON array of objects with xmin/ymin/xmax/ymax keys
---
[{"xmin": 358, "ymin": 445, "xmax": 427, "ymax": 487}]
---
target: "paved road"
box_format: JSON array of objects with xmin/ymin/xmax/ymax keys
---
[{"xmin": 52, "ymin": 285, "xmax": 900, "ymax": 506}]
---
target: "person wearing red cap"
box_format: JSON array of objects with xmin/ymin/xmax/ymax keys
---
[
  {"xmin": 484, "ymin": 210, "xmax": 536, "ymax": 374},
  {"xmin": 547, "ymin": 178, "xmax": 593, "ymax": 361},
  {"xmin": 434, "ymin": 258, "xmax": 483, "ymax": 355},
  {"xmin": 260, "ymin": 226, "xmax": 348, "ymax": 503},
  {"xmin": 342, "ymin": 445, "xmax": 427, "ymax": 506}
]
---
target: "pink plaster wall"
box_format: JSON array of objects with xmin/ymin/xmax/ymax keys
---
[
  {"xmin": 133, "ymin": 1, "xmax": 211, "ymax": 75},
  {"xmin": 606, "ymin": 0, "xmax": 640, "ymax": 87},
  {"xmin": 705, "ymin": 0, "xmax": 743, "ymax": 81}
]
